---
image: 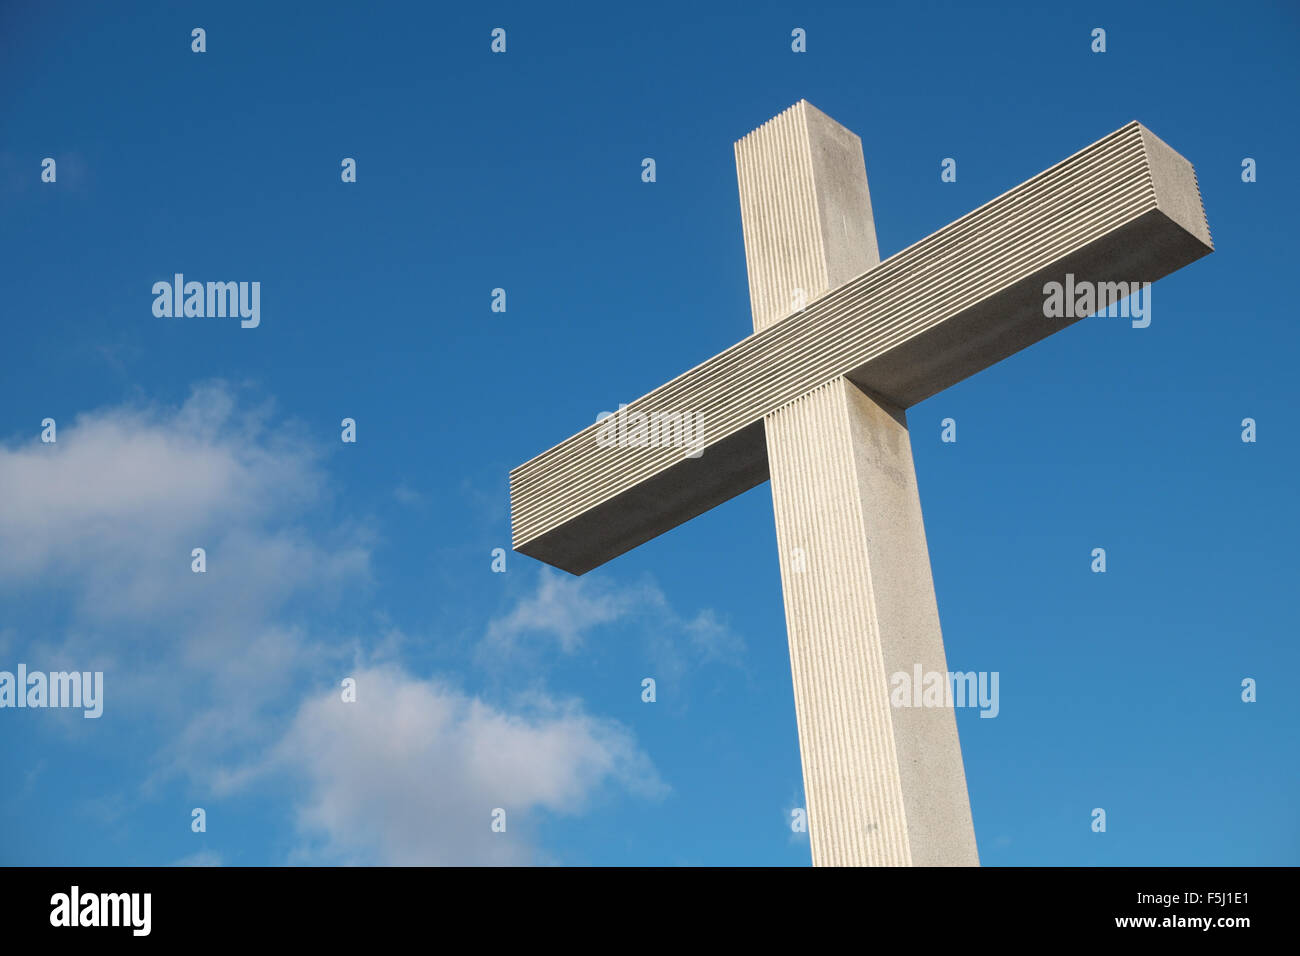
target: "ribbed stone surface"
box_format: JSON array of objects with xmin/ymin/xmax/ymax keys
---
[
  {"xmin": 511, "ymin": 117, "xmax": 1212, "ymax": 575},
  {"xmin": 735, "ymin": 101, "xmax": 880, "ymax": 331},
  {"xmin": 766, "ymin": 380, "xmax": 910, "ymax": 865},
  {"xmin": 766, "ymin": 379, "xmax": 978, "ymax": 865},
  {"xmin": 743, "ymin": 103, "xmax": 977, "ymax": 866}
]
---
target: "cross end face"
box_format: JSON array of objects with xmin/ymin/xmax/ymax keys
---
[{"xmin": 1137, "ymin": 122, "xmax": 1214, "ymax": 253}]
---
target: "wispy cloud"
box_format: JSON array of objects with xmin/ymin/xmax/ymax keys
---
[
  {"xmin": 172, "ymin": 850, "xmax": 223, "ymax": 867},
  {"xmin": 483, "ymin": 568, "xmax": 747, "ymax": 687},
  {"xmin": 484, "ymin": 569, "xmax": 661, "ymax": 655},
  {"xmin": 392, "ymin": 483, "xmax": 426, "ymax": 508},
  {"xmin": 1, "ymin": 383, "xmax": 673, "ymax": 864}
]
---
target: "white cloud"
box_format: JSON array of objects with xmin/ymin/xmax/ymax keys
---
[
  {"xmin": 262, "ymin": 666, "xmax": 666, "ymax": 865},
  {"xmin": 0, "ymin": 381, "xmax": 368, "ymax": 770},
  {"xmin": 1, "ymin": 383, "xmax": 670, "ymax": 865},
  {"xmin": 0, "ymin": 382, "xmax": 362, "ymax": 627}
]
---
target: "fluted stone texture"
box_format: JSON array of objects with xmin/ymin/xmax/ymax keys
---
[
  {"xmin": 765, "ymin": 380, "xmax": 978, "ymax": 865},
  {"xmin": 742, "ymin": 104, "xmax": 977, "ymax": 866},
  {"xmin": 735, "ymin": 101, "xmax": 880, "ymax": 331}
]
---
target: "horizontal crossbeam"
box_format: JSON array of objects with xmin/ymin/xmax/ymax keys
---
[{"xmin": 511, "ymin": 122, "xmax": 1212, "ymax": 575}]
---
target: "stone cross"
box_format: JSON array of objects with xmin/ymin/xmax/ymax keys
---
[{"xmin": 510, "ymin": 101, "xmax": 1212, "ymax": 865}]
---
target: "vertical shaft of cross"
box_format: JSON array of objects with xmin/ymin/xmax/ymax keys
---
[{"xmin": 735, "ymin": 101, "xmax": 979, "ymax": 866}]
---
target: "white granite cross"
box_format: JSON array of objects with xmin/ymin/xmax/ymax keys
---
[{"xmin": 511, "ymin": 101, "xmax": 1212, "ymax": 865}]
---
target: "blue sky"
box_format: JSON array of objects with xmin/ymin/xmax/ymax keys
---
[{"xmin": 2, "ymin": 0, "xmax": 1297, "ymax": 866}]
